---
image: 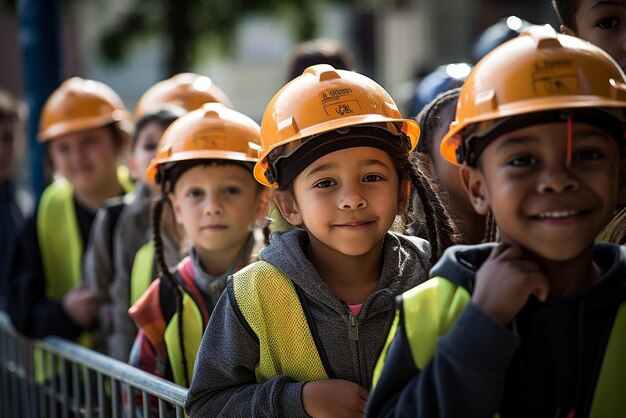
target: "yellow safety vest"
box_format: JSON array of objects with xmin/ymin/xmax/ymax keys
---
[
  {"xmin": 231, "ymin": 261, "xmax": 329, "ymax": 382},
  {"xmin": 164, "ymin": 291, "xmax": 205, "ymax": 387},
  {"xmin": 161, "ymin": 258, "xmax": 208, "ymax": 388},
  {"xmin": 130, "ymin": 241, "xmax": 155, "ymax": 305},
  {"xmin": 373, "ymin": 276, "xmax": 626, "ymax": 418},
  {"xmin": 34, "ymin": 167, "xmax": 133, "ymax": 382}
]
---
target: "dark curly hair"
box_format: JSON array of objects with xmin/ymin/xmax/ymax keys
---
[{"xmin": 551, "ymin": 0, "xmax": 580, "ymax": 30}]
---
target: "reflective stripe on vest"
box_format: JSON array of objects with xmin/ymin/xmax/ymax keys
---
[
  {"xmin": 34, "ymin": 167, "xmax": 133, "ymax": 383},
  {"xmin": 388, "ymin": 276, "xmax": 626, "ymax": 416},
  {"xmin": 231, "ymin": 261, "xmax": 328, "ymax": 383},
  {"xmin": 372, "ymin": 277, "xmax": 469, "ymax": 388},
  {"xmin": 117, "ymin": 165, "xmax": 135, "ymax": 195},
  {"xmin": 402, "ymin": 277, "xmax": 471, "ymax": 370},
  {"xmin": 37, "ymin": 166, "xmax": 134, "ymax": 303},
  {"xmin": 35, "ymin": 178, "xmax": 91, "ymax": 383},
  {"xmin": 164, "ymin": 291, "xmax": 205, "ymax": 387},
  {"xmin": 163, "ymin": 258, "xmax": 209, "ymax": 388},
  {"xmin": 130, "ymin": 241, "xmax": 155, "ymax": 305},
  {"xmin": 38, "ymin": 178, "xmax": 83, "ymax": 301},
  {"xmin": 589, "ymin": 301, "xmax": 626, "ymax": 417}
]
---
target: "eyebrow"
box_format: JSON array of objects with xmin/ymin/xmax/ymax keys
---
[
  {"xmin": 496, "ymin": 136, "xmax": 539, "ymax": 152},
  {"xmin": 361, "ymin": 159, "xmax": 392, "ymax": 170},
  {"xmin": 305, "ymin": 158, "xmax": 392, "ymax": 178},
  {"xmin": 592, "ymin": 0, "xmax": 625, "ymax": 9},
  {"xmin": 575, "ymin": 128, "xmax": 613, "ymax": 142},
  {"xmin": 306, "ymin": 163, "xmax": 334, "ymax": 178},
  {"xmin": 497, "ymin": 128, "xmax": 612, "ymax": 152}
]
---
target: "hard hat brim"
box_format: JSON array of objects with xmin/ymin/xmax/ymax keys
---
[{"xmin": 254, "ymin": 115, "xmax": 420, "ymax": 188}]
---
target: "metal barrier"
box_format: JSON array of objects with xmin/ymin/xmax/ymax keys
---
[{"xmin": 0, "ymin": 311, "xmax": 188, "ymax": 418}]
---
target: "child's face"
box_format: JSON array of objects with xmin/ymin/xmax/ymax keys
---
[
  {"xmin": 426, "ymin": 103, "xmax": 477, "ymax": 217},
  {"xmin": 285, "ymin": 146, "xmax": 406, "ymax": 258},
  {"xmin": 169, "ymin": 164, "xmax": 266, "ymax": 256},
  {"xmin": 462, "ymin": 122, "xmax": 621, "ymax": 261},
  {"xmin": 129, "ymin": 121, "xmax": 163, "ymax": 186},
  {"xmin": 49, "ymin": 126, "xmax": 120, "ymax": 193},
  {"xmin": 564, "ymin": 0, "xmax": 626, "ymax": 72}
]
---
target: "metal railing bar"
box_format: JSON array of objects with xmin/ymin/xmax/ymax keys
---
[
  {"xmin": 97, "ymin": 372, "xmax": 105, "ymax": 418},
  {"xmin": 50, "ymin": 352, "xmax": 58, "ymax": 418},
  {"xmin": 0, "ymin": 311, "xmax": 187, "ymax": 416},
  {"xmin": 158, "ymin": 398, "xmax": 167, "ymax": 418},
  {"xmin": 126, "ymin": 384, "xmax": 135, "ymax": 418},
  {"xmin": 84, "ymin": 366, "xmax": 93, "ymax": 418},
  {"xmin": 142, "ymin": 391, "xmax": 150, "ymax": 418},
  {"xmin": 61, "ymin": 356, "xmax": 69, "ymax": 418},
  {"xmin": 71, "ymin": 360, "xmax": 80, "ymax": 416},
  {"xmin": 175, "ymin": 404, "xmax": 185, "ymax": 418},
  {"xmin": 111, "ymin": 378, "xmax": 119, "ymax": 418},
  {"xmin": 37, "ymin": 337, "xmax": 186, "ymax": 405}
]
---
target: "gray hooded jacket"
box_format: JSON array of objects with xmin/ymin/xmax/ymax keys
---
[
  {"xmin": 84, "ymin": 184, "xmax": 180, "ymax": 360},
  {"xmin": 185, "ymin": 229, "xmax": 431, "ymax": 417}
]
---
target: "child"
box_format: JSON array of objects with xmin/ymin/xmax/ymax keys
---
[
  {"xmin": 368, "ymin": 26, "xmax": 626, "ymax": 417},
  {"xmin": 553, "ymin": 0, "xmax": 626, "ymax": 231},
  {"xmin": 185, "ymin": 64, "xmax": 459, "ymax": 417},
  {"xmin": 85, "ymin": 74, "xmax": 234, "ymax": 361},
  {"xmin": 7, "ymin": 77, "xmax": 133, "ymax": 375},
  {"xmin": 84, "ymin": 107, "xmax": 184, "ymax": 360},
  {"xmin": 0, "ymin": 90, "xmax": 28, "ymax": 310},
  {"xmin": 286, "ymin": 38, "xmax": 355, "ymax": 81},
  {"xmin": 134, "ymin": 72, "xmax": 233, "ymax": 116},
  {"xmin": 128, "ymin": 73, "xmax": 236, "ymax": 305},
  {"xmin": 552, "ymin": 0, "xmax": 626, "ymax": 73},
  {"xmin": 128, "ymin": 103, "xmax": 269, "ymax": 388},
  {"xmin": 415, "ymin": 88, "xmax": 489, "ymax": 244}
]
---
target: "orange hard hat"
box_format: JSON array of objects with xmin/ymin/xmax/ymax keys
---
[
  {"xmin": 135, "ymin": 73, "xmax": 233, "ymax": 117},
  {"xmin": 254, "ymin": 64, "xmax": 420, "ymax": 188},
  {"xmin": 146, "ymin": 102, "xmax": 261, "ymax": 185},
  {"xmin": 440, "ymin": 25, "xmax": 626, "ymax": 166},
  {"xmin": 38, "ymin": 77, "xmax": 132, "ymax": 142}
]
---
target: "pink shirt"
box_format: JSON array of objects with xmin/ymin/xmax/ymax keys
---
[{"xmin": 348, "ymin": 303, "xmax": 364, "ymax": 316}]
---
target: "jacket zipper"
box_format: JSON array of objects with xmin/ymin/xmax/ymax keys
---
[
  {"xmin": 349, "ymin": 313, "xmax": 359, "ymax": 341},
  {"xmin": 349, "ymin": 311, "xmax": 368, "ymax": 385}
]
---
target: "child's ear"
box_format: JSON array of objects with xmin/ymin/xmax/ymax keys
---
[
  {"xmin": 168, "ymin": 193, "xmax": 184, "ymax": 225},
  {"xmin": 560, "ymin": 25, "xmax": 576, "ymax": 36},
  {"xmin": 460, "ymin": 165, "xmax": 491, "ymax": 216},
  {"xmin": 396, "ymin": 179, "xmax": 410, "ymax": 215},
  {"xmin": 254, "ymin": 188, "xmax": 271, "ymax": 221},
  {"xmin": 273, "ymin": 192, "xmax": 303, "ymax": 226}
]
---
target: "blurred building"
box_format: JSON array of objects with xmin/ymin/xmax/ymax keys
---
[{"xmin": 1, "ymin": 0, "xmax": 559, "ymax": 122}]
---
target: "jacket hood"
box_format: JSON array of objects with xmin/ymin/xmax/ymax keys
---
[
  {"xmin": 430, "ymin": 243, "xmax": 626, "ymax": 309},
  {"xmin": 258, "ymin": 229, "xmax": 431, "ymax": 315}
]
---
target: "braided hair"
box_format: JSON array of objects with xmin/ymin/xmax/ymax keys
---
[
  {"xmin": 551, "ymin": 0, "xmax": 579, "ymax": 31},
  {"xmin": 483, "ymin": 211, "xmax": 499, "ymax": 243},
  {"xmin": 151, "ymin": 191, "xmax": 191, "ymax": 386},
  {"xmin": 388, "ymin": 143, "xmax": 462, "ymax": 265},
  {"xmin": 598, "ymin": 207, "xmax": 626, "ymax": 244},
  {"xmin": 415, "ymin": 88, "xmax": 461, "ymax": 156},
  {"xmin": 415, "ymin": 88, "xmax": 498, "ymax": 244}
]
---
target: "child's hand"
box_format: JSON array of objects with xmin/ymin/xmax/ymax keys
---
[
  {"xmin": 62, "ymin": 287, "xmax": 100, "ymax": 329},
  {"xmin": 473, "ymin": 242, "xmax": 549, "ymax": 325},
  {"xmin": 302, "ymin": 379, "xmax": 368, "ymax": 418}
]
